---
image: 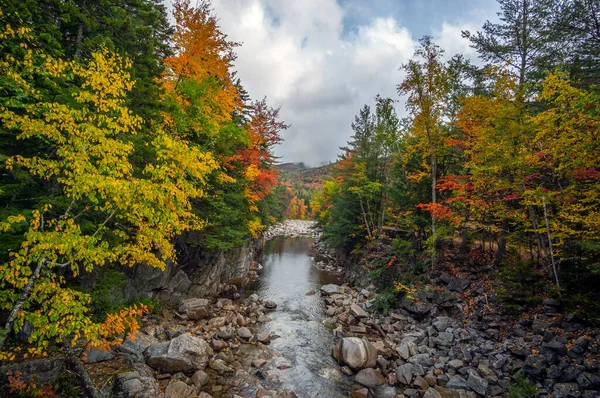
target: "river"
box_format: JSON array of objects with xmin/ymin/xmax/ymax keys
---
[{"xmin": 245, "ymin": 236, "xmax": 351, "ymax": 397}]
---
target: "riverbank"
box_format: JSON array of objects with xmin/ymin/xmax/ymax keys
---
[
  {"xmin": 312, "ymin": 238, "xmax": 600, "ymax": 398},
  {"xmin": 1, "ymin": 222, "xmax": 323, "ymax": 398}
]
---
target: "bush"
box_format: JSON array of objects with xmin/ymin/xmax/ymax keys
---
[{"xmin": 506, "ymin": 371, "xmax": 537, "ymax": 398}]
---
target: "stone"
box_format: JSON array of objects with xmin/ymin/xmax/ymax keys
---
[
  {"xmin": 198, "ymin": 394, "xmax": 213, "ymax": 398},
  {"xmin": 414, "ymin": 375, "xmax": 430, "ymax": 391},
  {"xmin": 355, "ymin": 368, "xmax": 385, "ymax": 388},
  {"xmin": 401, "ymin": 296, "xmax": 433, "ymax": 315},
  {"xmin": 305, "ymin": 289, "xmax": 316, "ymax": 296},
  {"xmin": 237, "ymin": 327, "xmax": 253, "ymax": 340},
  {"xmin": 252, "ymin": 359, "xmax": 267, "ymax": 367},
  {"xmin": 423, "ymin": 388, "xmax": 443, "ymax": 398},
  {"xmin": 209, "ymin": 359, "xmax": 234, "ymax": 375},
  {"xmin": 340, "ymin": 366, "xmax": 353, "ymax": 375},
  {"xmin": 191, "ymin": 370, "xmax": 209, "ymax": 388},
  {"xmin": 542, "ymin": 339, "xmax": 567, "ymax": 356},
  {"xmin": 446, "ymin": 375, "xmax": 468, "ymax": 390},
  {"xmin": 332, "ymin": 337, "xmax": 377, "ymax": 370},
  {"xmin": 447, "ymin": 359, "xmax": 464, "ymax": 370},
  {"xmin": 523, "ymin": 355, "xmax": 546, "ymax": 379},
  {"xmin": 256, "ymin": 332, "xmax": 271, "ymax": 344},
  {"xmin": 397, "ymin": 343, "xmax": 411, "ymax": 360},
  {"xmin": 433, "ymin": 386, "xmax": 476, "ymax": 398},
  {"xmin": 119, "ymin": 332, "xmax": 159, "ymax": 363},
  {"xmin": 164, "ymin": 381, "xmax": 195, "ymax": 398},
  {"xmin": 551, "ymin": 383, "xmax": 581, "ymax": 398},
  {"xmin": 396, "ymin": 363, "xmax": 415, "ymax": 385},
  {"xmin": 433, "ymin": 317, "xmax": 453, "ymax": 332},
  {"xmin": 264, "ymin": 300, "xmax": 278, "ymax": 310},
  {"xmin": 350, "ymin": 303, "xmax": 368, "ymax": 318},
  {"xmin": 467, "ymin": 373, "xmax": 488, "ymax": 395},
  {"xmin": 236, "ymin": 313, "xmax": 247, "ymax": 326},
  {"xmin": 84, "ymin": 348, "xmax": 114, "ymax": 364},
  {"xmin": 447, "ymin": 278, "xmax": 471, "ymax": 293},
  {"xmin": 351, "ymin": 388, "xmax": 369, "ymax": 398},
  {"xmin": 350, "ymin": 325, "xmax": 367, "ymax": 334},
  {"xmin": 114, "ymin": 369, "xmax": 160, "ymax": 398},
  {"xmin": 409, "ymin": 353, "xmax": 434, "ymax": 367},
  {"xmin": 212, "ymin": 339, "xmax": 226, "ymax": 351},
  {"xmin": 216, "ymin": 328, "xmax": 235, "ymax": 340},
  {"xmin": 144, "ymin": 333, "xmax": 213, "ymax": 373},
  {"xmin": 321, "ymin": 284, "xmax": 341, "ymax": 295},
  {"xmin": 178, "ymin": 298, "xmax": 209, "ymax": 320}
]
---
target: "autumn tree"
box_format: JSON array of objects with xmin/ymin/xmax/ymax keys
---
[
  {"xmin": 0, "ymin": 45, "xmax": 217, "ymax": 356},
  {"xmin": 398, "ymin": 36, "xmax": 450, "ymax": 269}
]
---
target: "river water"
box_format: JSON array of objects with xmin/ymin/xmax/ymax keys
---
[{"xmin": 246, "ymin": 236, "xmax": 351, "ymax": 397}]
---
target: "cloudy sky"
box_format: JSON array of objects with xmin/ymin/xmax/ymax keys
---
[{"xmin": 204, "ymin": 0, "xmax": 499, "ymax": 166}]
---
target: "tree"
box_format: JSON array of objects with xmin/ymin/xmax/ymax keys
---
[
  {"xmin": 462, "ymin": 0, "xmax": 564, "ymax": 90},
  {"xmin": 398, "ymin": 36, "xmax": 450, "ymax": 269},
  {"xmin": 0, "ymin": 47, "xmax": 217, "ymax": 357}
]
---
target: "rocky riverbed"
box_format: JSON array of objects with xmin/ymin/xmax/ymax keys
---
[{"xmin": 312, "ymin": 241, "xmax": 600, "ymax": 398}]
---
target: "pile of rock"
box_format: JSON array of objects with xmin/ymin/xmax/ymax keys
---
[
  {"xmin": 320, "ymin": 283, "xmax": 600, "ymax": 398},
  {"xmin": 82, "ymin": 294, "xmax": 299, "ymax": 398},
  {"xmin": 264, "ymin": 220, "xmax": 319, "ymax": 240}
]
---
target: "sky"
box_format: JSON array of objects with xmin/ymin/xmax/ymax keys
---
[{"xmin": 193, "ymin": 0, "xmax": 500, "ymax": 166}]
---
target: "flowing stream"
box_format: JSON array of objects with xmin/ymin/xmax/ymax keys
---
[{"xmin": 245, "ymin": 236, "xmax": 351, "ymax": 397}]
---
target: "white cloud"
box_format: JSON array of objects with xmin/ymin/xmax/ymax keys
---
[{"xmin": 170, "ymin": 1, "xmax": 495, "ymax": 166}]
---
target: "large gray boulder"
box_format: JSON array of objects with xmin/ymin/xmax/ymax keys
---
[
  {"xmin": 321, "ymin": 284, "xmax": 341, "ymax": 295},
  {"xmin": 178, "ymin": 298, "xmax": 210, "ymax": 320},
  {"xmin": 144, "ymin": 333, "xmax": 213, "ymax": 373},
  {"xmin": 355, "ymin": 368, "xmax": 385, "ymax": 388},
  {"xmin": 332, "ymin": 337, "xmax": 377, "ymax": 370},
  {"xmin": 119, "ymin": 332, "xmax": 159, "ymax": 363},
  {"xmin": 164, "ymin": 381, "xmax": 195, "ymax": 398},
  {"xmin": 114, "ymin": 364, "xmax": 159, "ymax": 398}
]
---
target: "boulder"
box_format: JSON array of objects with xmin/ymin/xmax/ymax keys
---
[
  {"xmin": 423, "ymin": 388, "xmax": 443, "ymax": 398},
  {"xmin": 119, "ymin": 332, "xmax": 159, "ymax": 363},
  {"xmin": 446, "ymin": 375, "xmax": 469, "ymax": 390},
  {"xmin": 84, "ymin": 348, "xmax": 114, "ymax": 364},
  {"xmin": 523, "ymin": 355, "xmax": 547, "ymax": 379},
  {"xmin": 401, "ymin": 297, "xmax": 433, "ymax": 315},
  {"xmin": 396, "ymin": 363, "xmax": 415, "ymax": 385},
  {"xmin": 467, "ymin": 373, "xmax": 488, "ymax": 395},
  {"xmin": 178, "ymin": 298, "xmax": 210, "ymax": 320},
  {"xmin": 351, "ymin": 388, "xmax": 369, "ymax": 398},
  {"xmin": 190, "ymin": 370, "xmax": 209, "ymax": 388},
  {"xmin": 114, "ymin": 367, "xmax": 159, "ymax": 398},
  {"xmin": 256, "ymin": 332, "xmax": 271, "ymax": 344},
  {"xmin": 264, "ymin": 300, "xmax": 278, "ymax": 310},
  {"xmin": 433, "ymin": 386, "xmax": 476, "ymax": 398},
  {"xmin": 447, "ymin": 278, "xmax": 471, "ymax": 293},
  {"xmin": 144, "ymin": 333, "xmax": 213, "ymax": 373},
  {"xmin": 237, "ymin": 327, "xmax": 253, "ymax": 340},
  {"xmin": 355, "ymin": 368, "xmax": 385, "ymax": 388},
  {"xmin": 164, "ymin": 381, "xmax": 195, "ymax": 398},
  {"xmin": 332, "ymin": 337, "xmax": 377, "ymax": 370},
  {"xmin": 350, "ymin": 303, "xmax": 368, "ymax": 318},
  {"xmin": 321, "ymin": 284, "xmax": 341, "ymax": 295}
]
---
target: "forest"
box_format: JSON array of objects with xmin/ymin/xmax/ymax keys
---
[
  {"xmin": 0, "ymin": 0, "xmax": 288, "ymax": 363},
  {"xmin": 313, "ymin": 0, "xmax": 600, "ymax": 324},
  {"xmin": 0, "ymin": 0, "xmax": 599, "ymax": 396}
]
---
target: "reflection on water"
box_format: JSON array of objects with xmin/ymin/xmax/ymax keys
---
[{"xmin": 246, "ymin": 236, "xmax": 349, "ymax": 397}]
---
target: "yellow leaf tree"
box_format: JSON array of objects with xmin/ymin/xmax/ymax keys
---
[{"xmin": 0, "ymin": 47, "xmax": 217, "ymax": 356}]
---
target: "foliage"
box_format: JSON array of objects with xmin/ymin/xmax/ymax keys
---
[
  {"xmin": 506, "ymin": 371, "xmax": 538, "ymax": 398},
  {"xmin": 0, "ymin": 0, "xmax": 287, "ymax": 360}
]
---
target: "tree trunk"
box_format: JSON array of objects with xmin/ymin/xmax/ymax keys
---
[
  {"xmin": 542, "ymin": 196, "xmax": 560, "ymax": 295},
  {"xmin": 0, "ymin": 258, "xmax": 46, "ymax": 352},
  {"xmin": 496, "ymin": 217, "xmax": 510, "ymax": 261},
  {"xmin": 430, "ymin": 152, "xmax": 437, "ymax": 270}
]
